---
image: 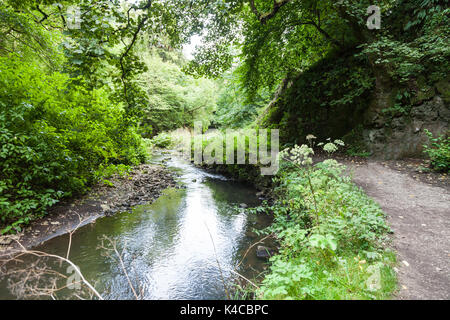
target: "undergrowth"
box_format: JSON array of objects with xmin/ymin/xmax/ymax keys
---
[
  {"xmin": 423, "ymin": 129, "xmax": 450, "ymax": 173},
  {"xmin": 248, "ymin": 138, "xmax": 397, "ymax": 300}
]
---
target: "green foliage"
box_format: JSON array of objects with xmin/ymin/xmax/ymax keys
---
[
  {"xmin": 249, "ymin": 141, "xmax": 396, "ymax": 299},
  {"xmin": 262, "ymin": 52, "xmax": 374, "ymax": 145},
  {"xmin": 94, "ymin": 164, "xmax": 132, "ymax": 180},
  {"xmin": 138, "ymin": 48, "xmax": 218, "ymax": 134},
  {"xmin": 186, "ymin": 0, "xmax": 394, "ymax": 102},
  {"xmin": 0, "ymin": 55, "xmax": 147, "ymax": 233},
  {"xmin": 342, "ymin": 125, "xmax": 372, "ymax": 158},
  {"xmin": 423, "ymin": 129, "xmax": 450, "ymax": 172},
  {"xmin": 0, "ymin": 0, "xmax": 222, "ymax": 233},
  {"xmin": 151, "ymin": 132, "xmax": 173, "ymax": 148},
  {"xmin": 403, "ymin": 0, "xmax": 447, "ymax": 32},
  {"xmin": 360, "ymin": 2, "xmax": 449, "ymax": 118},
  {"xmin": 0, "ymin": 4, "xmax": 64, "ymax": 68},
  {"xmin": 211, "ymin": 70, "xmax": 270, "ymax": 128},
  {"xmin": 362, "ymin": 8, "xmax": 450, "ymax": 85}
]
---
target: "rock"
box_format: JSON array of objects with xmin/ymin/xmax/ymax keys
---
[
  {"xmin": 245, "ymin": 230, "xmax": 258, "ymax": 239},
  {"xmin": 239, "ymin": 203, "xmax": 248, "ymax": 209},
  {"xmin": 435, "ymin": 79, "xmax": 450, "ymax": 102},
  {"xmin": 370, "ymin": 113, "xmax": 386, "ymax": 129},
  {"xmin": 0, "ymin": 236, "xmax": 12, "ymax": 246},
  {"xmin": 391, "ymin": 117, "xmax": 406, "ymax": 130},
  {"xmin": 411, "ymin": 86, "xmax": 435, "ymax": 105},
  {"xmin": 410, "ymin": 99, "xmax": 439, "ymax": 121},
  {"xmin": 256, "ymin": 191, "xmax": 265, "ymax": 197},
  {"xmin": 256, "ymin": 245, "xmax": 274, "ymax": 259}
]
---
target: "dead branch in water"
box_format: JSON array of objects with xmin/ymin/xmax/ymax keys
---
[
  {"xmin": 97, "ymin": 236, "xmax": 141, "ymax": 300},
  {"xmin": 204, "ymin": 222, "xmax": 230, "ymax": 300},
  {"xmin": 235, "ymin": 233, "xmax": 275, "ymax": 269},
  {"xmin": 0, "ymin": 215, "xmax": 103, "ymax": 300}
]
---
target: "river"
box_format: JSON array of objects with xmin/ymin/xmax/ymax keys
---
[{"xmin": 0, "ymin": 152, "xmax": 271, "ymax": 299}]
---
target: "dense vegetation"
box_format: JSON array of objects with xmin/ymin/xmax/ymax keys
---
[
  {"xmin": 423, "ymin": 129, "xmax": 450, "ymax": 172},
  {"xmin": 0, "ymin": 0, "xmax": 220, "ymax": 232},
  {"xmin": 250, "ymin": 141, "xmax": 396, "ymax": 299},
  {"xmin": 0, "ymin": 54, "xmax": 147, "ymax": 233},
  {"xmin": 137, "ymin": 47, "xmax": 218, "ymax": 135},
  {"xmin": 0, "ymin": 0, "xmax": 448, "ymax": 300}
]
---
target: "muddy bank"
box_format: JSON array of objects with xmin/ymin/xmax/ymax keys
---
[
  {"xmin": 0, "ymin": 151, "xmax": 274, "ymax": 300},
  {"xmin": 0, "ymin": 163, "xmax": 179, "ymax": 257}
]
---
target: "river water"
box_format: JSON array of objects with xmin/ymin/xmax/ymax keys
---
[{"xmin": 0, "ymin": 152, "xmax": 271, "ymax": 299}]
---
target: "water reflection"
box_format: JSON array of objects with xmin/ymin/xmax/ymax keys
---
[{"xmin": 0, "ymin": 154, "xmax": 270, "ymax": 300}]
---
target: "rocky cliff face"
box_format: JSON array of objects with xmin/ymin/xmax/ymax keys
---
[
  {"xmin": 260, "ymin": 52, "xmax": 448, "ymax": 161},
  {"xmin": 362, "ymin": 79, "xmax": 449, "ymax": 159}
]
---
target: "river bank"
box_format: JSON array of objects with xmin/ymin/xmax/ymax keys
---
[
  {"xmin": 0, "ymin": 163, "xmax": 178, "ymax": 258},
  {"xmin": 0, "ymin": 151, "xmax": 274, "ymax": 299}
]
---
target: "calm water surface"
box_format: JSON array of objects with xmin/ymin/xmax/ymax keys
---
[{"xmin": 0, "ymin": 153, "xmax": 271, "ymax": 299}]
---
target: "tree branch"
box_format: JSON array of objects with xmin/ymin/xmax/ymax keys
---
[
  {"xmin": 248, "ymin": 0, "xmax": 292, "ymax": 24},
  {"xmin": 35, "ymin": 5, "xmax": 49, "ymax": 24},
  {"xmin": 119, "ymin": 0, "xmax": 152, "ymax": 110},
  {"xmin": 309, "ymin": 20, "xmax": 343, "ymax": 48}
]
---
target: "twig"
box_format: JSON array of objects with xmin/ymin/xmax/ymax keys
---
[
  {"xmin": 226, "ymin": 268, "xmax": 259, "ymax": 289},
  {"xmin": 98, "ymin": 236, "xmax": 140, "ymax": 300},
  {"xmin": 204, "ymin": 222, "xmax": 230, "ymax": 300},
  {"xmin": 235, "ymin": 234, "xmax": 274, "ymax": 269},
  {"xmin": 111, "ymin": 240, "xmax": 139, "ymax": 300},
  {"xmin": 66, "ymin": 213, "xmax": 84, "ymax": 260},
  {"xmin": 11, "ymin": 240, "xmax": 103, "ymax": 300}
]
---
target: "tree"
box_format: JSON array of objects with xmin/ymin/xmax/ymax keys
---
[{"xmin": 185, "ymin": 0, "xmax": 395, "ymax": 101}]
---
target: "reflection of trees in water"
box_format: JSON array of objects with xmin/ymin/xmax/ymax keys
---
[{"xmin": 0, "ymin": 164, "xmax": 268, "ymax": 300}]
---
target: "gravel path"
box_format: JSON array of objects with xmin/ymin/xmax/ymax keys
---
[{"xmin": 348, "ymin": 161, "xmax": 450, "ymax": 300}]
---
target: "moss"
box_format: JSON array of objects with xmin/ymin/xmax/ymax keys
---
[
  {"xmin": 343, "ymin": 125, "xmax": 372, "ymax": 157},
  {"xmin": 435, "ymin": 79, "xmax": 450, "ymax": 103},
  {"xmin": 262, "ymin": 49, "xmax": 374, "ymax": 146}
]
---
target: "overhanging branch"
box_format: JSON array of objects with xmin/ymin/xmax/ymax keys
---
[
  {"xmin": 248, "ymin": 0, "xmax": 292, "ymax": 24},
  {"xmin": 119, "ymin": 0, "xmax": 152, "ymax": 112}
]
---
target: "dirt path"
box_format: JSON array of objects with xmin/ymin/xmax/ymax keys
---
[{"xmin": 346, "ymin": 160, "xmax": 449, "ymax": 300}]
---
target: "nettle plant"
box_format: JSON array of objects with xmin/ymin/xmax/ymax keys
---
[{"xmin": 423, "ymin": 129, "xmax": 450, "ymax": 173}]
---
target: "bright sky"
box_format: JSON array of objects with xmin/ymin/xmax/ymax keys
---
[
  {"xmin": 182, "ymin": 35, "xmax": 203, "ymax": 60},
  {"xmin": 124, "ymin": 0, "xmax": 203, "ymax": 60}
]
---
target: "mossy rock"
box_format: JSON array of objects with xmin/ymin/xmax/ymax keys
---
[
  {"xmin": 435, "ymin": 80, "xmax": 450, "ymax": 103},
  {"xmin": 411, "ymin": 86, "xmax": 436, "ymax": 105}
]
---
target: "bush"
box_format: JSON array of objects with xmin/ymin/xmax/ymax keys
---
[
  {"xmin": 249, "ymin": 141, "xmax": 396, "ymax": 300},
  {"xmin": 151, "ymin": 132, "xmax": 173, "ymax": 148},
  {"xmin": 423, "ymin": 129, "xmax": 450, "ymax": 173},
  {"xmin": 0, "ymin": 55, "xmax": 147, "ymax": 233}
]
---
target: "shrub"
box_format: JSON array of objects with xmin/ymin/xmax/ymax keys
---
[
  {"xmin": 249, "ymin": 139, "xmax": 396, "ymax": 300},
  {"xmin": 151, "ymin": 132, "xmax": 173, "ymax": 148},
  {"xmin": 0, "ymin": 55, "xmax": 147, "ymax": 233},
  {"xmin": 423, "ymin": 129, "xmax": 450, "ymax": 172}
]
